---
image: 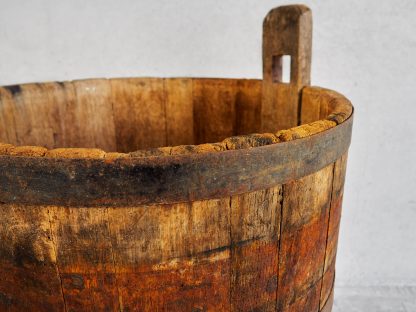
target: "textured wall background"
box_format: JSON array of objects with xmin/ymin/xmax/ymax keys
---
[{"xmin": 1, "ymin": 0, "xmax": 415, "ymax": 298}]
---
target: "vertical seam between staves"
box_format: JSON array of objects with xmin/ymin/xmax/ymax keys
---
[
  {"xmin": 318, "ymin": 162, "xmax": 337, "ymax": 311},
  {"xmin": 275, "ymin": 185, "xmax": 284, "ymax": 311},
  {"xmin": 106, "ymin": 207, "xmax": 123, "ymax": 312},
  {"xmin": 108, "ymin": 78, "xmax": 118, "ymax": 152},
  {"xmin": 191, "ymin": 78, "xmax": 197, "ymax": 144},
  {"xmin": 229, "ymin": 196, "xmax": 233, "ymax": 311},
  {"xmin": 162, "ymin": 79, "xmax": 169, "ymax": 147},
  {"xmin": 46, "ymin": 208, "xmax": 68, "ymax": 312},
  {"xmin": 297, "ymin": 87, "xmax": 303, "ymax": 126}
]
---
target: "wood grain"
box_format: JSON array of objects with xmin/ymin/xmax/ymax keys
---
[
  {"xmin": 235, "ymin": 79, "xmax": 262, "ymax": 135},
  {"xmin": 48, "ymin": 206, "xmax": 120, "ymax": 312},
  {"xmin": 230, "ymin": 186, "xmax": 282, "ymax": 311},
  {"xmin": 165, "ymin": 78, "xmax": 194, "ymax": 146},
  {"xmin": 0, "ymin": 204, "xmax": 65, "ymax": 312},
  {"xmin": 40, "ymin": 82, "xmax": 75, "ymax": 149},
  {"xmin": 111, "ymin": 78, "xmax": 166, "ymax": 152},
  {"xmin": 0, "ymin": 86, "xmax": 18, "ymax": 145},
  {"xmin": 262, "ymin": 5, "xmax": 312, "ymax": 132},
  {"xmin": 0, "ymin": 82, "xmax": 352, "ymax": 158},
  {"xmin": 277, "ymin": 164, "xmax": 334, "ymax": 311},
  {"xmin": 0, "ymin": 167, "xmax": 346, "ymax": 311},
  {"xmin": 193, "ymin": 79, "xmax": 237, "ymax": 144},
  {"xmin": 106, "ymin": 198, "xmax": 231, "ymax": 311},
  {"xmin": 6, "ymin": 84, "xmax": 58, "ymax": 148},
  {"xmin": 301, "ymin": 86, "xmax": 326, "ymax": 124},
  {"xmin": 301, "ymin": 86, "xmax": 353, "ymax": 125},
  {"xmin": 71, "ymin": 79, "xmax": 117, "ymax": 151},
  {"xmin": 320, "ymin": 153, "xmax": 348, "ymax": 308},
  {"xmin": 321, "ymin": 287, "xmax": 334, "ymax": 312}
]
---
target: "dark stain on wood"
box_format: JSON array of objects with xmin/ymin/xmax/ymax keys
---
[{"xmin": 3, "ymin": 84, "xmax": 22, "ymax": 97}]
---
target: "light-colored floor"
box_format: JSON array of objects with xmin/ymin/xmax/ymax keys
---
[{"xmin": 333, "ymin": 286, "xmax": 416, "ymax": 312}]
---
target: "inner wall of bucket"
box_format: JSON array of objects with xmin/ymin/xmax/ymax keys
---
[{"xmin": 0, "ymin": 78, "xmax": 299, "ymax": 153}]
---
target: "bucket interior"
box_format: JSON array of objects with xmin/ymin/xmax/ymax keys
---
[{"xmin": 0, "ymin": 78, "xmax": 285, "ymax": 153}]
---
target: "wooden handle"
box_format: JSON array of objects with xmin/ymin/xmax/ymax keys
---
[
  {"xmin": 262, "ymin": 5, "xmax": 312, "ymax": 131},
  {"xmin": 263, "ymin": 5, "xmax": 312, "ymax": 86}
]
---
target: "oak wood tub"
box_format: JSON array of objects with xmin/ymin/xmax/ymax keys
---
[{"xmin": 0, "ymin": 5, "xmax": 353, "ymax": 312}]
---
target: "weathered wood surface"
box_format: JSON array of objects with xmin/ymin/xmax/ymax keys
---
[
  {"xmin": 320, "ymin": 153, "xmax": 348, "ymax": 309},
  {"xmin": 165, "ymin": 78, "xmax": 194, "ymax": 146},
  {"xmin": 262, "ymin": 5, "xmax": 312, "ymax": 132},
  {"xmin": 0, "ymin": 167, "xmax": 340, "ymax": 311},
  {"xmin": 111, "ymin": 78, "xmax": 167, "ymax": 152},
  {"xmin": 0, "ymin": 78, "xmax": 352, "ymax": 157},
  {"xmin": 0, "ymin": 4, "xmax": 351, "ymax": 311},
  {"xmin": 230, "ymin": 187, "xmax": 282, "ymax": 311},
  {"xmin": 277, "ymin": 164, "xmax": 333, "ymax": 311},
  {"xmin": 0, "ymin": 78, "xmax": 264, "ymax": 153},
  {"xmin": 321, "ymin": 287, "xmax": 335, "ymax": 312},
  {"xmin": 301, "ymin": 86, "xmax": 353, "ymax": 125},
  {"xmin": 0, "ymin": 205, "xmax": 66, "ymax": 311}
]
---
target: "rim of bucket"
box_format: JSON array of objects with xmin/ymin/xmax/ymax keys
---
[
  {"xmin": 0, "ymin": 81, "xmax": 353, "ymax": 160},
  {"xmin": 0, "ymin": 81, "xmax": 353, "ymax": 207}
]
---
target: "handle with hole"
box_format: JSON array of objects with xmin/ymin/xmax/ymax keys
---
[{"xmin": 261, "ymin": 5, "xmax": 312, "ymax": 132}]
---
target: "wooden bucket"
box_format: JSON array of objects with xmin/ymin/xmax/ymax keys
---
[{"xmin": 0, "ymin": 5, "xmax": 353, "ymax": 312}]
